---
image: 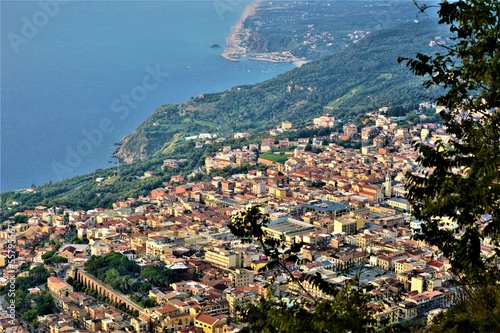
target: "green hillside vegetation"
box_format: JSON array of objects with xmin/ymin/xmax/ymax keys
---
[
  {"xmin": 117, "ymin": 19, "xmax": 447, "ymax": 162},
  {"xmin": 242, "ymin": 1, "xmax": 437, "ymax": 59},
  {"xmin": 0, "ymin": 20, "xmax": 446, "ymax": 215}
]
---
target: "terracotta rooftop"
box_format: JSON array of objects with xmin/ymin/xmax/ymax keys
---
[{"xmin": 196, "ymin": 313, "xmax": 219, "ymax": 326}]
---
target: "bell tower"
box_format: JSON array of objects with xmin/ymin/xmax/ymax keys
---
[{"xmin": 384, "ymin": 172, "xmax": 392, "ymax": 198}]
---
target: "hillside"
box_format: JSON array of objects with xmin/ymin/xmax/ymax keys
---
[
  {"xmin": 116, "ymin": 19, "xmax": 447, "ymax": 162},
  {"xmin": 240, "ymin": 0, "xmax": 435, "ymax": 59},
  {"xmin": 0, "ymin": 19, "xmax": 447, "ymax": 214}
]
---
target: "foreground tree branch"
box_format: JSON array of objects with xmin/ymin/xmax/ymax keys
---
[
  {"xmin": 229, "ymin": 205, "xmax": 375, "ymax": 333},
  {"xmin": 399, "ymin": 0, "xmax": 500, "ymax": 284}
]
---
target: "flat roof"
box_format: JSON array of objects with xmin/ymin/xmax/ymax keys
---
[
  {"xmin": 265, "ymin": 217, "xmax": 314, "ymax": 234},
  {"xmin": 388, "ymin": 197, "xmax": 409, "ymax": 204},
  {"xmin": 303, "ymin": 201, "xmax": 348, "ymax": 212}
]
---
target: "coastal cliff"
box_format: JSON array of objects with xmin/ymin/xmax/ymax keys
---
[{"xmin": 115, "ymin": 20, "xmax": 446, "ymax": 162}]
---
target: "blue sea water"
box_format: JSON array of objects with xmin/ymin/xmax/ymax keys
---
[{"xmin": 0, "ymin": 1, "xmax": 294, "ymax": 192}]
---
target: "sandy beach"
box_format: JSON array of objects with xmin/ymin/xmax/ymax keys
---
[
  {"xmin": 221, "ymin": 1, "xmax": 261, "ymax": 60},
  {"xmin": 221, "ymin": 1, "xmax": 308, "ymax": 67}
]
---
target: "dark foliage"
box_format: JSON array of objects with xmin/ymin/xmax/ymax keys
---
[
  {"xmin": 401, "ymin": 0, "xmax": 500, "ymax": 284},
  {"xmin": 0, "ymin": 266, "xmax": 53, "ymax": 326}
]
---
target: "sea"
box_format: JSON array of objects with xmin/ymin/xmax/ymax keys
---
[{"xmin": 0, "ymin": 1, "xmax": 294, "ymax": 192}]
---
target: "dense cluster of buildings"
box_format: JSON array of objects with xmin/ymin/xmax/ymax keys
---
[{"xmin": 2, "ymin": 110, "xmax": 492, "ymax": 333}]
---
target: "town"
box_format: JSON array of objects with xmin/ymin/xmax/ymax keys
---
[{"xmin": 0, "ymin": 105, "xmax": 488, "ymax": 333}]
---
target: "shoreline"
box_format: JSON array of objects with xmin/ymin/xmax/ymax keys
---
[
  {"xmin": 221, "ymin": 0, "xmax": 261, "ymax": 61},
  {"xmin": 248, "ymin": 54, "xmax": 310, "ymax": 68},
  {"xmin": 219, "ymin": 53, "xmax": 240, "ymax": 62},
  {"xmin": 220, "ymin": 0, "xmax": 308, "ymax": 68}
]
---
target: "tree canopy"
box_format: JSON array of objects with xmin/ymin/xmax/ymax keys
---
[
  {"xmin": 0, "ymin": 266, "xmax": 53, "ymax": 327},
  {"xmin": 401, "ymin": 1, "xmax": 500, "ymax": 331},
  {"xmin": 401, "ymin": 0, "xmax": 499, "ymax": 284},
  {"xmin": 229, "ymin": 206, "xmax": 375, "ymax": 333}
]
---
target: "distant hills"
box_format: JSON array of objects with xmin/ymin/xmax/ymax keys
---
[
  {"xmin": 116, "ymin": 19, "xmax": 447, "ymax": 162},
  {"xmin": 241, "ymin": 0, "xmax": 436, "ymax": 59},
  {"xmin": 0, "ymin": 19, "xmax": 448, "ymax": 213}
]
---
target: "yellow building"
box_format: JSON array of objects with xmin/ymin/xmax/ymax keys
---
[
  {"xmin": 146, "ymin": 240, "xmax": 173, "ymax": 259},
  {"xmin": 47, "ymin": 276, "xmax": 73, "ymax": 298},
  {"xmin": 229, "ymin": 268, "xmax": 254, "ymax": 287},
  {"xmin": 101, "ymin": 318, "xmax": 117, "ymax": 332},
  {"xmin": 194, "ymin": 313, "xmax": 225, "ymax": 333},
  {"xmin": 131, "ymin": 318, "xmax": 148, "ymax": 333},
  {"xmin": 161, "ymin": 312, "xmax": 192, "ymax": 332},
  {"xmin": 282, "ymin": 121, "xmax": 292, "ymax": 129},
  {"xmin": 205, "ymin": 247, "xmax": 243, "ymax": 269},
  {"xmin": 333, "ymin": 215, "xmax": 365, "ymax": 235},
  {"xmin": 356, "ymin": 233, "xmax": 375, "ymax": 248},
  {"xmin": 275, "ymin": 188, "xmax": 288, "ymax": 199},
  {"xmin": 313, "ymin": 114, "xmax": 336, "ymax": 127}
]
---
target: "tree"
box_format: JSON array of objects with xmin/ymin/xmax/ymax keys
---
[
  {"xmin": 13, "ymin": 214, "xmax": 29, "ymax": 223},
  {"xmin": 29, "ymin": 266, "xmax": 50, "ymax": 285},
  {"xmin": 44, "ymin": 255, "xmax": 68, "ymax": 265},
  {"xmin": 104, "ymin": 267, "xmax": 120, "ymax": 282},
  {"xmin": 228, "ymin": 206, "xmax": 375, "ymax": 332},
  {"xmin": 141, "ymin": 297, "xmax": 157, "ymax": 308},
  {"xmin": 400, "ymin": 0, "xmax": 500, "ymax": 284},
  {"xmin": 138, "ymin": 265, "xmax": 178, "ymax": 287},
  {"xmin": 426, "ymin": 286, "xmax": 500, "ymax": 333}
]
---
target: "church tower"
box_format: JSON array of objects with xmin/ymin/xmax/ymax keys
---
[{"xmin": 384, "ymin": 172, "xmax": 392, "ymax": 198}]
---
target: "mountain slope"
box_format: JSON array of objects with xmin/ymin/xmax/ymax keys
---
[
  {"xmin": 116, "ymin": 19, "xmax": 447, "ymax": 162},
  {"xmin": 0, "ymin": 19, "xmax": 448, "ymax": 214}
]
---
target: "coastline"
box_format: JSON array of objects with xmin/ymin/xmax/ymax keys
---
[
  {"xmin": 4, "ymin": 2, "xmax": 309, "ymax": 193},
  {"xmin": 220, "ymin": 0, "xmax": 309, "ymax": 68},
  {"xmin": 221, "ymin": 0, "xmax": 261, "ymax": 61},
  {"xmin": 219, "ymin": 53, "xmax": 240, "ymax": 62},
  {"xmin": 248, "ymin": 54, "xmax": 310, "ymax": 68}
]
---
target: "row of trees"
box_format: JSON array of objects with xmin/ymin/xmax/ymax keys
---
[
  {"xmin": 84, "ymin": 252, "xmax": 179, "ymax": 307},
  {"xmin": 67, "ymin": 278, "xmax": 141, "ymax": 317}
]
